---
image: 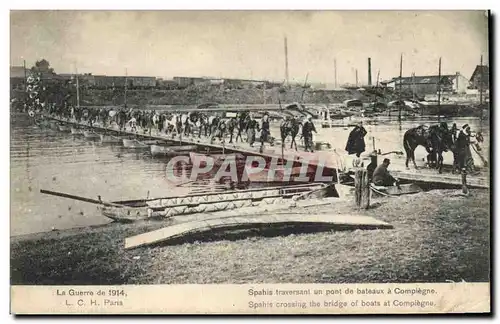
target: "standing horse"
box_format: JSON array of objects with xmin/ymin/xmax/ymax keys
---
[
  {"xmin": 235, "ymin": 111, "xmax": 250, "ymax": 142},
  {"xmin": 181, "ymin": 112, "xmax": 193, "ymax": 136},
  {"xmin": 280, "ymin": 117, "xmax": 301, "ymax": 151},
  {"xmin": 403, "ymin": 124, "xmax": 453, "ymax": 173},
  {"xmin": 403, "ymin": 125, "xmax": 432, "ymax": 170},
  {"xmin": 197, "ymin": 113, "xmax": 209, "ymax": 138}
]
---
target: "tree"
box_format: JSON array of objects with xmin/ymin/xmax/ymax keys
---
[{"xmin": 30, "ymin": 59, "xmax": 56, "ymax": 75}]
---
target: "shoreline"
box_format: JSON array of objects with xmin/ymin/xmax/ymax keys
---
[{"xmin": 11, "ymin": 189, "xmax": 490, "ymax": 285}]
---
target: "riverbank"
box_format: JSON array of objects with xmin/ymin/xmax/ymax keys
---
[{"xmin": 11, "ymin": 189, "xmax": 490, "ymax": 285}]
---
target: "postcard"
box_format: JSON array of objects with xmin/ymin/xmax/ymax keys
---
[{"xmin": 10, "ymin": 10, "xmax": 490, "ymax": 314}]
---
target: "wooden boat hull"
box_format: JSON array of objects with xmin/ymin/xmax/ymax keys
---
[
  {"xmin": 99, "ymin": 134, "xmax": 122, "ymax": 144},
  {"xmin": 70, "ymin": 128, "xmax": 84, "ymax": 135},
  {"xmin": 189, "ymin": 152, "xmax": 244, "ymax": 164},
  {"xmin": 142, "ymin": 139, "xmax": 167, "ymax": 146},
  {"xmin": 122, "ymin": 139, "xmax": 149, "ymax": 149},
  {"xmin": 99, "ymin": 183, "xmax": 330, "ymax": 222},
  {"xmin": 370, "ymin": 183, "xmax": 422, "ymax": 197},
  {"xmin": 58, "ymin": 125, "xmax": 70, "ymax": 132},
  {"xmin": 150, "ymin": 144, "xmax": 193, "ymax": 156},
  {"xmin": 125, "ymin": 212, "xmax": 392, "ymax": 249},
  {"xmin": 170, "ymin": 145, "xmax": 198, "ymax": 152},
  {"xmin": 83, "ymin": 131, "xmax": 101, "ymax": 139}
]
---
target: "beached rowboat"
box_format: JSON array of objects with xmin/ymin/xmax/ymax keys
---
[{"xmin": 370, "ymin": 183, "xmax": 423, "ymax": 197}]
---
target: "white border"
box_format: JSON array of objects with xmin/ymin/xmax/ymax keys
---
[{"xmin": 3, "ymin": 2, "xmax": 498, "ymax": 322}]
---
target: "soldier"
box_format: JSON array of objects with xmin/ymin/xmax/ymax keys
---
[
  {"xmin": 302, "ymin": 116, "xmax": 317, "ymax": 152},
  {"xmin": 259, "ymin": 113, "xmax": 271, "ymax": 153},
  {"xmin": 246, "ymin": 114, "xmax": 260, "ymax": 147}
]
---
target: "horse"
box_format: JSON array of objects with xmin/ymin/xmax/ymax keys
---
[
  {"xmin": 403, "ymin": 124, "xmax": 453, "ymax": 173},
  {"xmin": 211, "ymin": 119, "xmax": 227, "ymax": 143},
  {"xmin": 235, "ymin": 111, "xmax": 250, "ymax": 142},
  {"xmin": 226, "ymin": 118, "xmax": 237, "ymax": 143},
  {"xmin": 208, "ymin": 115, "xmax": 221, "ymax": 137},
  {"xmin": 280, "ymin": 117, "xmax": 301, "ymax": 151},
  {"xmin": 180, "ymin": 113, "xmax": 193, "ymax": 136},
  {"xmin": 163, "ymin": 113, "xmax": 178, "ymax": 135},
  {"xmin": 198, "ymin": 114, "xmax": 209, "ymax": 138}
]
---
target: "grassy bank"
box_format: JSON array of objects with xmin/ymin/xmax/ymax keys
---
[{"xmin": 11, "ymin": 189, "xmax": 490, "ymax": 285}]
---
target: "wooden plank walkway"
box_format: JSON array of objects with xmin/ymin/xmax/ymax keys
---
[
  {"xmin": 47, "ymin": 115, "xmax": 337, "ymax": 168},
  {"xmin": 124, "ymin": 213, "xmax": 393, "ymax": 249},
  {"xmin": 391, "ymin": 170, "xmax": 489, "ymax": 189}
]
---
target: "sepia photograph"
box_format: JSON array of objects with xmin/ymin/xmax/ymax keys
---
[{"xmin": 9, "ymin": 9, "xmax": 491, "ymax": 314}]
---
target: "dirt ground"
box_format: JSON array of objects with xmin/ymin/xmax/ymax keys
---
[{"xmin": 10, "ymin": 189, "xmax": 490, "ymax": 285}]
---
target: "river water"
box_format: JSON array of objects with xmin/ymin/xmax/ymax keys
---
[{"xmin": 10, "ymin": 113, "xmax": 489, "ymax": 236}]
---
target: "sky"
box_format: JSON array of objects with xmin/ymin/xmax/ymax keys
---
[{"xmin": 10, "ymin": 10, "xmax": 489, "ymax": 84}]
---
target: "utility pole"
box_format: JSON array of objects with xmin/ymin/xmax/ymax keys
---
[
  {"xmin": 23, "ymin": 59, "xmax": 27, "ymax": 91},
  {"xmin": 479, "ymin": 55, "xmax": 483, "ymax": 106},
  {"xmin": 75, "ymin": 65, "xmax": 80, "ymax": 109},
  {"xmin": 398, "ymin": 53, "xmax": 403, "ymax": 121},
  {"xmin": 437, "ymin": 57, "xmax": 442, "ymax": 121},
  {"xmin": 412, "ymin": 72, "xmax": 416, "ymax": 101},
  {"xmin": 479, "ymin": 55, "xmax": 483, "ymax": 122},
  {"xmin": 124, "ymin": 68, "xmax": 128, "ymax": 109},
  {"xmin": 284, "ymin": 36, "xmax": 289, "ymax": 87},
  {"xmin": 334, "ymin": 58, "xmax": 337, "ymax": 89},
  {"xmin": 300, "ymin": 72, "xmax": 309, "ymax": 102},
  {"xmin": 368, "ymin": 58, "xmax": 372, "ymax": 86}
]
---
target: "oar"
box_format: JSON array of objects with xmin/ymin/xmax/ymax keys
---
[{"xmin": 40, "ymin": 189, "xmax": 126, "ymax": 208}]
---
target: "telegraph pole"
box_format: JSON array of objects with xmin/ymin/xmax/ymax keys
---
[
  {"xmin": 479, "ymin": 55, "xmax": 483, "ymax": 106},
  {"xmin": 398, "ymin": 53, "xmax": 403, "ymax": 121},
  {"xmin": 75, "ymin": 65, "xmax": 80, "ymax": 109},
  {"xmin": 368, "ymin": 58, "xmax": 372, "ymax": 86},
  {"xmin": 284, "ymin": 36, "xmax": 289, "ymax": 87},
  {"xmin": 124, "ymin": 68, "xmax": 128, "ymax": 109},
  {"xmin": 23, "ymin": 59, "xmax": 27, "ymax": 91},
  {"xmin": 437, "ymin": 57, "xmax": 442, "ymax": 121},
  {"xmin": 334, "ymin": 58, "xmax": 338, "ymax": 89},
  {"xmin": 479, "ymin": 55, "xmax": 483, "ymax": 122}
]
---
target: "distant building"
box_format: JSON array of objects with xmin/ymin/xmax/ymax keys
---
[
  {"xmin": 10, "ymin": 66, "xmax": 28, "ymax": 90},
  {"xmin": 383, "ymin": 73, "xmax": 469, "ymax": 95},
  {"xmin": 10, "ymin": 66, "xmax": 28, "ymax": 78},
  {"xmin": 469, "ymin": 65, "xmax": 489, "ymax": 90},
  {"xmin": 173, "ymin": 76, "xmax": 206, "ymax": 87}
]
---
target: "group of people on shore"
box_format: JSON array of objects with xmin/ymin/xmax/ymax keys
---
[{"xmin": 344, "ymin": 120, "xmax": 485, "ymax": 188}]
